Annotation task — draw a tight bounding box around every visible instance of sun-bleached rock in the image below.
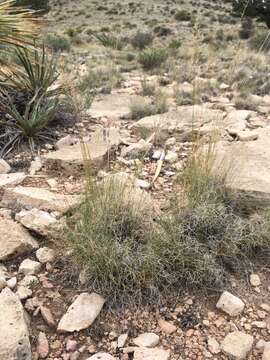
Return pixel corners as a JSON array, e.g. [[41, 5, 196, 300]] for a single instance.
[[0, 288, 31, 360], [57, 293, 105, 333], [216, 291, 245, 317], [221, 332, 253, 359], [0, 218, 38, 261]]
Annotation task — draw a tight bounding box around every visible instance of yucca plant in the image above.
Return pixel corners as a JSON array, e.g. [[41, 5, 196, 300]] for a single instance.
[[0, 45, 64, 98], [0, 0, 39, 49], [138, 48, 168, 70], [0, 91, 58, 155], [93, 33, 126, 50]]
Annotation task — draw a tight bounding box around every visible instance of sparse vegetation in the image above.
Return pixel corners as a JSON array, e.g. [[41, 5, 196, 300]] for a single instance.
[[131, 31, 153, 50], [93, 33, 126, 50], [138, 47, 168, 70], [44, 33, 71, 52]]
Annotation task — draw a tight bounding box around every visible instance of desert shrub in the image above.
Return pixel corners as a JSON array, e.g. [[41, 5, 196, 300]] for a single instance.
[[129, 97, 153, 119], [239, 17, 255, 39], [138, 48, 168, 70], [131, 31, 153, 50], [66, 175, 162, 302], [44, 33, 71, 52], [93, 33, 126, 50], [249, 28, 270, 51], [234, 93, 260, 111], [175, 9, 192, 21], [141, 78, 156, 96]]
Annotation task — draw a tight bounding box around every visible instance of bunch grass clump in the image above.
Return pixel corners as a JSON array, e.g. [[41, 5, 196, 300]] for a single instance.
[[138, 47, 168, 70], [93, 33, 126, 50]]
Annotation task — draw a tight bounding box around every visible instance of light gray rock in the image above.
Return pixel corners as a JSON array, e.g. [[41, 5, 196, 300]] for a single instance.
[[37, 331, 49, 359], [133, 347, 170, 360], [132, 106, 224, 141], [87, 353, 116, 360], [121, 139, 152, 159], [216, 291, 245, 316], [135, 179, 151, 190], [0, 288, 31, 360], [20, 275, 39, 288], [2, 186, 80, 214], [250, 274, 261, 287], [36, 247, 55, 263], [57, 293, 105, 333], [0, 159, 11, 174], [88, 94, 140, 119], [55, 135, 75, 149], [225, 110, 252, 135], [237, 130, 259, 142], [6, 277, 17, 289], [117, 334, 128, 348], [0, 218, 38, 261], [43, 127, 121, 174], [16, 209, 57, 236], [19, 259, 41, 275], [133, 333, 159, 348], [0, 276, 7, 290], [165, 151, 178, 163], [221, 332, 253, 359], [0, 172, 25, 188], [263, 343, 270, 360], [214, 127, 270, 208], [29, 157, 42, 175], [16, 285, 32, 300]]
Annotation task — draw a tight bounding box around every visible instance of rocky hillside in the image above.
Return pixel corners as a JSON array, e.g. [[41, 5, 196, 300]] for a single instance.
[[0, 0, 270, 359]]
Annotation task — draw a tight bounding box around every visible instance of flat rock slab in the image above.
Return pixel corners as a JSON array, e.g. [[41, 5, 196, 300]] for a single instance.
[[43, 127, 121, 174], [221, 332, 253, 359], [0, 288, 31, 360], [132, 105, 224, 141], [88, 94, 140, 119], [0, 172, 25, 188], [0, 218, 38, 261], [1, 186, 80, 214], [57, 293, 105, 332], [133, 347, 170, 360], [214, 127, 270, 208]]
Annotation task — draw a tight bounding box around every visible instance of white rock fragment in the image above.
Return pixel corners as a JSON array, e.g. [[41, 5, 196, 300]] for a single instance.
[[57, 293, 105, 333], [165, 151, 178, 163], [117, 334, 128, 348], [6, 277, 17, 289], [216, 291, 245, 316], [0, 288, 31, 360], [250, 274, 261, 287], [263, 343, 270, 360], [133, 333, 159, 348], [0, 159, 11, 174], [16, 285, 32, 300], [19, 259, 42, 275], [133, 347, 170, 360], [221, 332, 253, 359], [36, 247, 55, 263]]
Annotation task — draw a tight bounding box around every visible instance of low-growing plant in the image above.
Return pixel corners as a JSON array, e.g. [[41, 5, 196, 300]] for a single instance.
[[131, 31, 153, 50], [93, 33, 126, 50], [175, 9, 192, 22], [44, 33, 71, 52], [129, 97, 153, 120], [138, 48, 168, 70], [249, 28, 270, 52]]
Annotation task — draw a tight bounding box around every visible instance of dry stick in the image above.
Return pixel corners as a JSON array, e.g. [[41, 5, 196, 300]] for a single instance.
[[152, 149, 166, 184]]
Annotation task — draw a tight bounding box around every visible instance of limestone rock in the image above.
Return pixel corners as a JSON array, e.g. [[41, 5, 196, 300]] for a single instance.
[[57, 293, 105, 333], [121, 139, 152, 159], [0, 172, 25, 188], [225, 110, 252, 135], [214, 127, 270, 208], [165, 151, 178, 163], [117, 334, 128, 348], [1, 186, 80, 214], [133, 333, 159, 348], [37, 332, 49, 359], [40, 306, 56, 327], [87, 353, 116, 360], [237, 130, 259, 142], [88, 94, 140, 119], [221, 332, 253, 359], [216, 291, 245, 316], [132, 106, 224, 141], [250, 274, 261, 287], [56, 135, 75, 149], [0, 288, 31, 360], [133, 347, 170, 360], [16, 285, 32, 300], [36, 247, 55, 263], [263, 343, 270, 360], [29, 157, 42, 175], [19, 259, 42, 275], [20, 275, 39, 288], [0, 218, 38, 261], [0, 276, 7, 290], [208, 337, 220, 354], [0, 159, 11, 174], [43, 127, 121, 174], [158, 319, 177, 334], [16, 208, 57, 236]]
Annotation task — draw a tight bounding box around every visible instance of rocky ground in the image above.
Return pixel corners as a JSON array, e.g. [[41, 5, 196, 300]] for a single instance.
[[0, 0, 270, 359]]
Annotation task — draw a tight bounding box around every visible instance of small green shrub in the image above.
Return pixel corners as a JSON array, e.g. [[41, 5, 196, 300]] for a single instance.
[[138, 48, 168, 70], [131, 31, 153, 50], [130, 97, 153, 120], [93, 33, 126, 50], [44, 33, 71, 52], [175, 9, 192, 21]]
